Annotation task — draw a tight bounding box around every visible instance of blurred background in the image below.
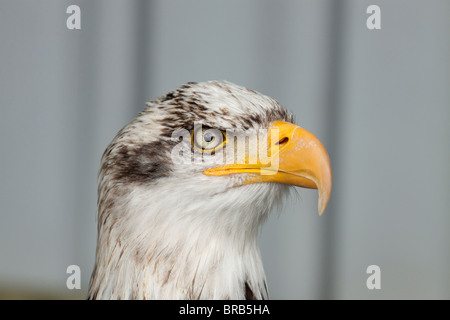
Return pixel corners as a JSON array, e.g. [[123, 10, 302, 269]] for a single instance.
[[0, 0, 449, 299]]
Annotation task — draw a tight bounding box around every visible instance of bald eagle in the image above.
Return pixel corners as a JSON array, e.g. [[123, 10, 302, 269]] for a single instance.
[[88, 81, 332, 299]]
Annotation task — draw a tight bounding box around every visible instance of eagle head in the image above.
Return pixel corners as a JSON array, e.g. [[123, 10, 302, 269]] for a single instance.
[[88, 81, 332, 299]]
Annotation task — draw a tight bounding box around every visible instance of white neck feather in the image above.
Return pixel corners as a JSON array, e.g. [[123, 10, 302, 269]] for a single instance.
[[89, 176, 287, 299]]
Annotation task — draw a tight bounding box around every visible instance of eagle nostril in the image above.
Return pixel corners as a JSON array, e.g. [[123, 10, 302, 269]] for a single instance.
[[275, 137, 289, 146]]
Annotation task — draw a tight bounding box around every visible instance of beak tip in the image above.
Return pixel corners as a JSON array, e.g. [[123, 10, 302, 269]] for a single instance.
[[318, 204, 325, 216], [317, 188, 331, 216]]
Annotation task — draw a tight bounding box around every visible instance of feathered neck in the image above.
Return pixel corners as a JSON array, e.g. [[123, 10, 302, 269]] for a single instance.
[[88, 177, 284, 299]]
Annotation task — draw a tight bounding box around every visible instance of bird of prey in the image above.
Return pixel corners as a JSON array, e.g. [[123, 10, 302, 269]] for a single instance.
[[88, 81, 332, 300]]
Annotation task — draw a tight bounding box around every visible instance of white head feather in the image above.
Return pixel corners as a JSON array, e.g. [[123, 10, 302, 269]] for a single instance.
[[88, 81, 294, 299]]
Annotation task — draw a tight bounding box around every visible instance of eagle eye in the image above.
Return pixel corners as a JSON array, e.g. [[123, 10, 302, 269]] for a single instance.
[[192, 126, 226, 152]]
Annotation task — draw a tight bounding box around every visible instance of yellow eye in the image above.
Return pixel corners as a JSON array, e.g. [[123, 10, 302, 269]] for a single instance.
[[192, 126, 226, 152]]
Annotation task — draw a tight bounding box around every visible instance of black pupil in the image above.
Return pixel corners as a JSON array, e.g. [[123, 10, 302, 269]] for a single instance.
[[204, 132, 214, 142]]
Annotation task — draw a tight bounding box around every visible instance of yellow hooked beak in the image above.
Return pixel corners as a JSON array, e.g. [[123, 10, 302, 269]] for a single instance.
[[203, 121, 332, 216]]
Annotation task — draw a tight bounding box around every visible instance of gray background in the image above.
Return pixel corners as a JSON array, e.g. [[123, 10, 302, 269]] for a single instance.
[[0, 0, 449, 299]]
